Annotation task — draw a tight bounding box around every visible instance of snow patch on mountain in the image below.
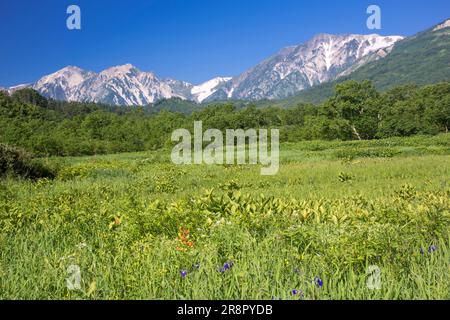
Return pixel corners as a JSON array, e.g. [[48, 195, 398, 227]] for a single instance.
[[323, 39, 334, 71], [7, 83, 32, 94], [360, 35, 403, 56], [211, 33, 403, 101], [433, 19, 450, 31], [191, 77, 232, 102]]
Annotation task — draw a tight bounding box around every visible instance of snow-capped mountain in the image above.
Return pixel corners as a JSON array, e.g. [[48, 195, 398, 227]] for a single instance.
[[209, 34, 403, 101], [191, 77, 232, 103], [33, 66, 95, 101], [25, 64, 230, 105], [6, 33, 404, 105], [73, 64, 179, 105], [33, 64, 180, 105]]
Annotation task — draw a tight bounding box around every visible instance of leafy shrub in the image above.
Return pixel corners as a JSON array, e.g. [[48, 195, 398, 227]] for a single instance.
[[0, 143, 56, 179]]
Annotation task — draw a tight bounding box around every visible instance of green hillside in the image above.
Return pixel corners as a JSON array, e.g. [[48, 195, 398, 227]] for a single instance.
[[279, 20, 450, 106]]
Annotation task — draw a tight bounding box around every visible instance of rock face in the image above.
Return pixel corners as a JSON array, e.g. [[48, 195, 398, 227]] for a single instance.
[[210, 34, 403, 101], [8, 33, 404, 105], [33, 66, 95, 101], [33, 64, 177, 105], [433, 18, 450, 32], [28, 64, 232, 105]]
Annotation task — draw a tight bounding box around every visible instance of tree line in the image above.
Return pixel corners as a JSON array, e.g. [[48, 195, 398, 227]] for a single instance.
[[0, 80, 448, 157]]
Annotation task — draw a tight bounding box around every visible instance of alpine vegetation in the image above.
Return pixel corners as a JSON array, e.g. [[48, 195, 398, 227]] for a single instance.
[[171, 121, 280, 175]]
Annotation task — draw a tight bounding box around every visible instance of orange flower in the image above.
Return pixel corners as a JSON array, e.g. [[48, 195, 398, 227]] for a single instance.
[[176, 227, 194, 250]]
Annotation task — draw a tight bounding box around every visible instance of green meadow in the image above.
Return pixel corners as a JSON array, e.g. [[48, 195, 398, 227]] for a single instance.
[[1, 134, 449, 299]]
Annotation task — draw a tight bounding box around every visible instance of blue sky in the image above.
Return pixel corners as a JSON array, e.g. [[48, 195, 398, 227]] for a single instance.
[[0, 0, 449, 86]]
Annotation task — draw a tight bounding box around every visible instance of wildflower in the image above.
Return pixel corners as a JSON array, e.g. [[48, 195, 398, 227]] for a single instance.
[[314, 277, 323, 288], [177, 227, 194, 251], [218, 261, 234, 273], [291, 289, 304, 298], [180, 270, 188, 278], [428, 245, 437, 253], [420, 247, 425, 255]]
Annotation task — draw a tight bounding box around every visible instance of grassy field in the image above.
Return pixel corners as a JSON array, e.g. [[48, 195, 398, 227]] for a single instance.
[[0, 134, 449, 299]]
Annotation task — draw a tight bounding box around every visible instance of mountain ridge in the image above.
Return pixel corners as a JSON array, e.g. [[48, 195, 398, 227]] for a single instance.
[[6, 32, 404, 106], [276, 18, 450, 106], [207, 33, 402, 101], [6, 19, 449, 106]]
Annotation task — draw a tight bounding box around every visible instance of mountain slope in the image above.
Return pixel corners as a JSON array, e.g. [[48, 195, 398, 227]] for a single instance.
[[191, 77, 232, 102], [209, 34, 403, 101], [28, 64, 231, 105], [282, 18, 450, 105], [34, 66, 96, 101], [73, 64, 178, 105], [7, 33, 403, 106], [6, 19, 448, 107]]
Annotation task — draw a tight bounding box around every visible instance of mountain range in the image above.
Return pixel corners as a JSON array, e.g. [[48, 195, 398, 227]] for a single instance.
[[281, 18, 450, 105], [4, 18, 449, 106]]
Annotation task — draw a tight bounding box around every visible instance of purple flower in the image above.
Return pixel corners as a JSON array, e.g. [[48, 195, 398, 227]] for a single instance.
[[291, 289, 304, 298], [223, 261, 233, 270], [420, 247, 425, 255], [218, 261, 234, 273], [180, 270, 188, 278], [314, 277, 323, 288], [428, 245, 437, 253]]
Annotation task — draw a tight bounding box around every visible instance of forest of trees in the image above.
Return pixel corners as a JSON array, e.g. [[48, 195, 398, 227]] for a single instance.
[[0, 80, 449, 157]]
